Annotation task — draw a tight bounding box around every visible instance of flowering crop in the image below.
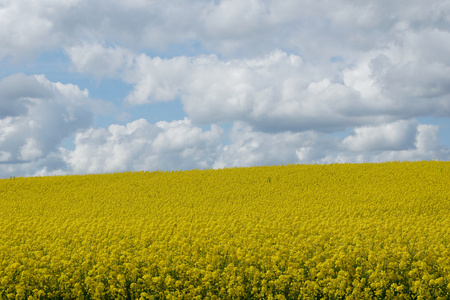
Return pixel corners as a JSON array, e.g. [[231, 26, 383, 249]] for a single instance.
[[0, 161, 449, 299]]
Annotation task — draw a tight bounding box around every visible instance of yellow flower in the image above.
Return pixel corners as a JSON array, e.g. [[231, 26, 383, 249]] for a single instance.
[[0, 161, 448, 298]]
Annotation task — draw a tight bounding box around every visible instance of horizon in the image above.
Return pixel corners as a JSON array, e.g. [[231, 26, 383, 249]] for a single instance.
[[2, 159, 447, 180]]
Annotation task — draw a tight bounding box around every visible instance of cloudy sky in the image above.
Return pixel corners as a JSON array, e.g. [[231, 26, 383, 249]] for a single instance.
[[1, 0, 449, 178]]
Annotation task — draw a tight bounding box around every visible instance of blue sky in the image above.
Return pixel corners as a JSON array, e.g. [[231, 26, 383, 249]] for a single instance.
[[0, 0, 449, 178]]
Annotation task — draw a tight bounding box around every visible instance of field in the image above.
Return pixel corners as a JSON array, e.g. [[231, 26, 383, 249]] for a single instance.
[[0, 161, 449, 299]]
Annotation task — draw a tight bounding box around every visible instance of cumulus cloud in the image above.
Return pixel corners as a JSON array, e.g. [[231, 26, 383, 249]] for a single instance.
[[123, 54, 190, 104], [341, 120, 418, 152], [0, 73, 48, 118], [4, 116, 444, 178], [65, 42, 134, 78], [0, 1, 440, 58], [48, 118, 449, 177], [5, 0, 450, 125], [1, 0, 449, 61], [0, 0, 79, 61], [0, 73, 94, 175], [213, 122, 338, 168], [63, 118, 223, 174], [68, 47, 371, 132], [68, 43, 450, 135], [324, 122, 450, 164], [0, 0, 206, 61], [201, 0, 270, 40]]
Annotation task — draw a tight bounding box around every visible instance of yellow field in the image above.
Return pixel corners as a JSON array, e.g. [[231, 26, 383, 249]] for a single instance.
[[0, 161, 449, 300]]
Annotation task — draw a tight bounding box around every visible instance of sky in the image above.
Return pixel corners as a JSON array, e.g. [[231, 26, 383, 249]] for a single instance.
[[0, 0, 449, 178]]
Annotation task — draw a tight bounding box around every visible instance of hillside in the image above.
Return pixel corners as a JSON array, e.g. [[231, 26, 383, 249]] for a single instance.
[[1, 161, 449, 299]]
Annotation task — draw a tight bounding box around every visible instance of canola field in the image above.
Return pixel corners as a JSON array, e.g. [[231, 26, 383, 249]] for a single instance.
[[0, 161, 449, 300]]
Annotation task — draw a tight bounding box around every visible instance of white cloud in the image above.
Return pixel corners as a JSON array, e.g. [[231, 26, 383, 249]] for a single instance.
[[53, 119, 340, 174], [414, 124, 442, 155], [0, 151, 12, 162], [367, 123, 450, 162], [0, 0, 79, 61], [361, 28, 450, 118], [5, 117, 447, 178], [211, 120, 449, 169], [342, 120, 418, 152], [19, 138, 43, 161], [1, 0, 449, 61], [123, 54, 190, 104], [63, 118, 223, 174], [0, 73, 93, 170], [91, 49, 371, 133], [213, 122, 339, 168], [200, 0, 271, 47], [323, 122, 449, 164], [4, 0, 450, 117], [65, 42, 134, 78], [66, 41, 450, 136]]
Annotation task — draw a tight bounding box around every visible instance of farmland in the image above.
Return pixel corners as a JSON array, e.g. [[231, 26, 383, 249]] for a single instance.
[[0, 161, 449, 299]]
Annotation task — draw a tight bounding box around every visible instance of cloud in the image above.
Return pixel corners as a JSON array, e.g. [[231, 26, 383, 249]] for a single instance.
[[43, 119, 340, 175], [72, 48, 370, 133], [201, 0, 270, 40], [0, 0, 207, 61], [65, 42, 134, 78], [0, 73, 94, 168], [4, 117, 446, 178], [211, 120, 449, 169], [0, 0, 79, 61], [2, 0, 450, 61], [198, 0, 276, 55], [63, 118, 223, 174], [0, 73, 49, 118], [19, 138, 43, 161], [362, 28, 450, 118], [341, 120, 418, 152], [5, 0, 450, 114], [213, 122, 338, 168], [66, 40, 450, 137], [123, 54, 190, 104], [326, 122, 449, 164]]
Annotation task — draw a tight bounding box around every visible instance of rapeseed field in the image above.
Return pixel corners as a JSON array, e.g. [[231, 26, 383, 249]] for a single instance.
[[0, 161, 449, 299]]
